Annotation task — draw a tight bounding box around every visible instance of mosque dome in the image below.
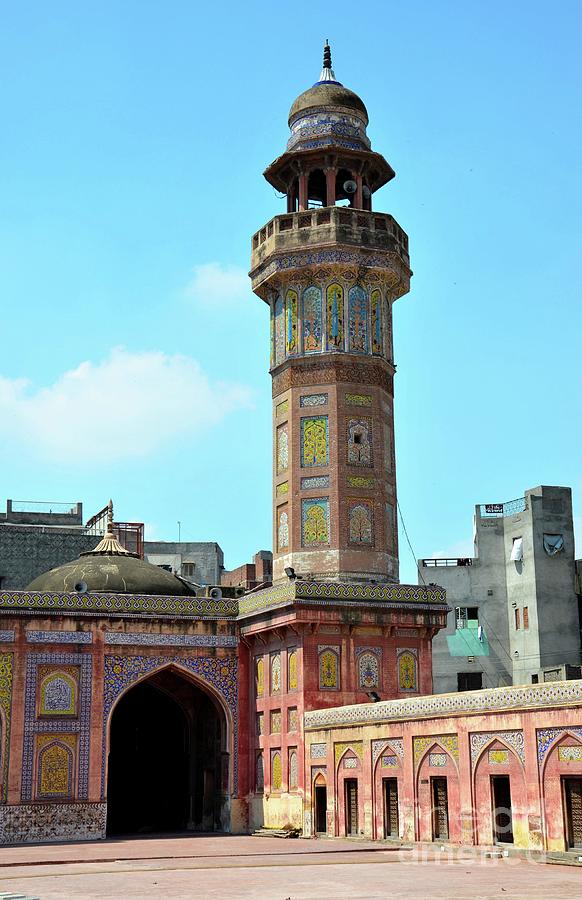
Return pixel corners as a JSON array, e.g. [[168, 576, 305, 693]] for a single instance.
[[27, 502, 196, 597], [288, 41, 369, 127]]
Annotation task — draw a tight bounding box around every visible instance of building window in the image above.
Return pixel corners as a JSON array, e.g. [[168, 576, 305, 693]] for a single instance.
[[523, 607, 529, 630], [543, 534, 564, 556], [510, 537, 523, 561], [181, 562, 195, 577], [455, 607, 479, 629], [457, 671, 483, 691], [515, 608, 520, 630]]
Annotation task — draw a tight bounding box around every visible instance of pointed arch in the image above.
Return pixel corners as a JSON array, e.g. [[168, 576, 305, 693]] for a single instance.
[[473, 736, 525, 774], [540, 729, 582, 778], [415, 738, 459, 776], [373, 741, 403, 776]]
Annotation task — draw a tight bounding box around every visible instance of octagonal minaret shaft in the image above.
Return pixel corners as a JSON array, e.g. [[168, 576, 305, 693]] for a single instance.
[[250, 45, 411, 584]]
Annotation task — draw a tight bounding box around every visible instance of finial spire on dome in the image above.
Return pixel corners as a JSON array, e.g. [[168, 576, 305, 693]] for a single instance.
[[315, 39, 342, 86], [88, 498, 131, 556]]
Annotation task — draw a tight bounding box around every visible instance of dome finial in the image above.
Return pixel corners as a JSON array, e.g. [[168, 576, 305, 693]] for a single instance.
[[323, 39, 332, 70], [87, 498, 131, 556], [316, 39, 341, 85]]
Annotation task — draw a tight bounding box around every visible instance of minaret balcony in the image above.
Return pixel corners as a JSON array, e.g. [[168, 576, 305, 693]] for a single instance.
[[250, 207, 410, 288]]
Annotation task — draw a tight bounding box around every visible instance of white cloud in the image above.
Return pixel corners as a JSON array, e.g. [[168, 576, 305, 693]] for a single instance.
[[0, 348, 252, 463], [184, 262, 249, 307]]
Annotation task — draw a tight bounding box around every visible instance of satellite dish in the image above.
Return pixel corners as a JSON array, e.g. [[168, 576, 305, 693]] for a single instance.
[[362, 185, 371, 199], [343, 180, 357, 194]]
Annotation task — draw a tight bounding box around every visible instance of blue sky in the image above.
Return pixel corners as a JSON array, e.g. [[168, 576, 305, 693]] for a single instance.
[[1, 1, 581, 582]]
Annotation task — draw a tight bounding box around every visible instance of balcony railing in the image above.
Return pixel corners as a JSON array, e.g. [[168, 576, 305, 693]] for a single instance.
[[479, 497, 527, 518], [251, 207, 410, 269], [421, 558, 473, 567]]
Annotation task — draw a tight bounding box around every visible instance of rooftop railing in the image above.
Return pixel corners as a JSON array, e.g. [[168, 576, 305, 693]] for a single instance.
[[479, 497, 527, 518], [421, 558, 473, 567], [8, 500, 79, 515]]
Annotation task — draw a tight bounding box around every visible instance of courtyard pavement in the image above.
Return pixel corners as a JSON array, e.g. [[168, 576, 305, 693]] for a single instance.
[[0, 834, 581, 899]]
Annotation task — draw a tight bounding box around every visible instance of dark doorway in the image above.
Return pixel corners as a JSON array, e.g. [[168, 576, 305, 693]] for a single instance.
[[106, 669, 225, 836], [345, 778, 359, 836], [431, 777, 449, 840], [564, 778, 582, 849], [457, 671, 483, 691], [314, 783, 327, 834], [383, 778, 399, 838], [491, 775, 514, 844]]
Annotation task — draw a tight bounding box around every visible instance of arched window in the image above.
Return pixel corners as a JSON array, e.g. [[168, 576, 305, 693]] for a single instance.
[[274, 295, 285, 364], [348, 286, 368, 354], [271, 750, 282, 791], [288, 649, 298, 691], [358, 652, 379, 689], [277, 424, 288, 473], [326, 283, 344, 349], [349, 502, 373, 544], [307, 169, 326, 207], [371, 289, 382, 354], [256, 752, 264, 793], [39, 672, 77, 716], [347, 418, 372, 467], [289, 750, 299, 790], [286, 289, 298, 355], [302, 499, 330, 546], [335, 168, 355, 207], [270, 654, 281, 695], [278, 509, 289, 550], [301, 416, 329, 467], [37, 740, 74, 799], [397, 650, 418, 692], [302, 286, 323, 353], [255, 657, 264, 698], [319, 647, 340, 690]]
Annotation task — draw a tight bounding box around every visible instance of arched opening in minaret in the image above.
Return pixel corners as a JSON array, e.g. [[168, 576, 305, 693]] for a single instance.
[[335, 168, 356, 207], [307, 169, 326, 207], [287, 177, 299, 213], [106, 667, 227, 836]]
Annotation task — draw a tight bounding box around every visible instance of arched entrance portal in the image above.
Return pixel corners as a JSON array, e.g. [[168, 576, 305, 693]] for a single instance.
[[106, 667, 227, 836]]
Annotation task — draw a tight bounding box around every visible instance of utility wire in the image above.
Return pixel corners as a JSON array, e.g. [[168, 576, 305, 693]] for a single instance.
[[396, 496, 426, 586]]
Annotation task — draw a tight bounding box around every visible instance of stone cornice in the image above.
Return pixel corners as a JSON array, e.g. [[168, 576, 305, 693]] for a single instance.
[[271, 356, 394, 398], [303, 680, 582, 730], [0, 579, 447, 623]]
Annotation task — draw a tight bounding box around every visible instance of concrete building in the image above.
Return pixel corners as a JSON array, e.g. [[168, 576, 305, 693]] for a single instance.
[[419, 485, 581, 693], [0, 500, 98, 590], [221, 550, 272, 591], [144, 541, 224, 586]]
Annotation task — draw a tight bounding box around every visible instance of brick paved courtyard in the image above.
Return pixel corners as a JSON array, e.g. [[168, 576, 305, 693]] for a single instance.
[[0, 835, 581, 899]]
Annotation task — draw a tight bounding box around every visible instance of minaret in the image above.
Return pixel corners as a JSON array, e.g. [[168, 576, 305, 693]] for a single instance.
[[250, 44, 411, 584]]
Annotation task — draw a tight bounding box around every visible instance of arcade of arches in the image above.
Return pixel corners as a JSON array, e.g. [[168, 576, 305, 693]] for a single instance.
[[106, 668, 227, 836]]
